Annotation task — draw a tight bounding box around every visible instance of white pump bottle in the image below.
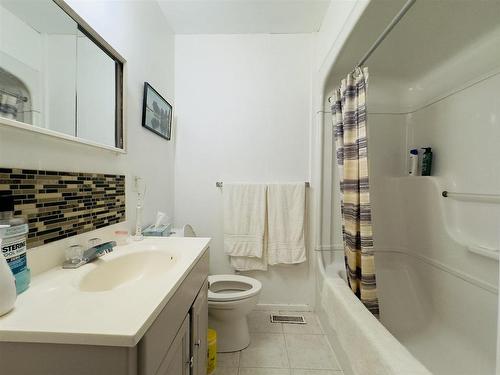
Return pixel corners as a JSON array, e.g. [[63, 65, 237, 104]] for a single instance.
[[0, 240, 16, 316]]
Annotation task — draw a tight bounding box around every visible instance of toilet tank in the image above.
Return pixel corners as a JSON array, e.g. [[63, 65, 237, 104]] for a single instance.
[[170, 224, 196, 237]]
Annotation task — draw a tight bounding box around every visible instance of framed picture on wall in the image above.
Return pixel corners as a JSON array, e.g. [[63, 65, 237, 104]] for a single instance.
[[141, 82, 173, 140]]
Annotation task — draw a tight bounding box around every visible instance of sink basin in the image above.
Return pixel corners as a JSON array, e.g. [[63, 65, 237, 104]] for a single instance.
[[78, 251, 176, 292]]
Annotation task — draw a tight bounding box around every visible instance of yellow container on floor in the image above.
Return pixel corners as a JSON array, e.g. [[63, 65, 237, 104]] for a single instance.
[[207, 329, 217, 375]]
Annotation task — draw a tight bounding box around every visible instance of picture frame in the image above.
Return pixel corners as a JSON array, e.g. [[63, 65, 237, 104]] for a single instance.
[[141, 82, 173, 140]]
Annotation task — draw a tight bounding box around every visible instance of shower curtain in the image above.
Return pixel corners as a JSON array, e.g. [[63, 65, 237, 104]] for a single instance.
[[330, 67, 379, 316]]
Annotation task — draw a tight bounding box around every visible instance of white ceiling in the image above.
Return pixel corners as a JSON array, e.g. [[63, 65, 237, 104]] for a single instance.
[[157, 0, 331, 34]]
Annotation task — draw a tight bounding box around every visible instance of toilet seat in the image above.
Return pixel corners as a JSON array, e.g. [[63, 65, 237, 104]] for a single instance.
[[208, 275, 262, 302]]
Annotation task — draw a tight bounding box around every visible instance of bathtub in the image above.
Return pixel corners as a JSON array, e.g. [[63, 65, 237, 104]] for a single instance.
[[316, 249, 498, 375]]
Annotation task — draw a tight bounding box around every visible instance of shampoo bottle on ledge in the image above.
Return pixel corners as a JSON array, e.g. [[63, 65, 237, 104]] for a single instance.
[[421, 147, 433, 176], [409, 149, 419, 175]]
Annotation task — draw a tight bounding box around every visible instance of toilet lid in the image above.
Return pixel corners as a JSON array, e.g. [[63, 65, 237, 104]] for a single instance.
[[208, 275, 262, 302]]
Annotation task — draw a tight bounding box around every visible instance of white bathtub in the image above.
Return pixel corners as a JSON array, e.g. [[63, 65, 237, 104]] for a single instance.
[[316, 250, 498, 375]]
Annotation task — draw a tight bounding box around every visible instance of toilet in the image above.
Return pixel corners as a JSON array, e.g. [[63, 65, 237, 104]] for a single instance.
[[208, 274, 262, 352], [172, 224, 262, 352]]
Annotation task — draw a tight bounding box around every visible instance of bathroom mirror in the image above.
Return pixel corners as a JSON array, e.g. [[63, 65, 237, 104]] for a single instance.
[[0, 0, 124, 150]]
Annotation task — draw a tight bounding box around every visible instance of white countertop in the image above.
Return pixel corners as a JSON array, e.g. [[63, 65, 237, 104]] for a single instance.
[[0, 237, 210, 347]]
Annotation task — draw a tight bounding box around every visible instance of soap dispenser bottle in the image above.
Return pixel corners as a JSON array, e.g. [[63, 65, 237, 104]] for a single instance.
[[409, 149, 419, 175], [421, 147, 433, 176], [0, 249, 16, 316]]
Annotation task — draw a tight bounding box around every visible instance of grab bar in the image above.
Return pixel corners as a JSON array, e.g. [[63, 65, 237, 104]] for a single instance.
[[442, 191, 500, 203], [467, 245, 499, 261]]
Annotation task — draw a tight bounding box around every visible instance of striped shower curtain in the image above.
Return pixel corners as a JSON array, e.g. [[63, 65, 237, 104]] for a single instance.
[[330, 67, 379, 316]]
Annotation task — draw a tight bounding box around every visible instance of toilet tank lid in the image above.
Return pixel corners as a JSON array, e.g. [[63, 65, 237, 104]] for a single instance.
[[170, 224, 196, 237]]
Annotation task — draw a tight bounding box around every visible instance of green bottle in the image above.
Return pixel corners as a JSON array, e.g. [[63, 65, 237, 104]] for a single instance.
[[421, 147, 433, 176]]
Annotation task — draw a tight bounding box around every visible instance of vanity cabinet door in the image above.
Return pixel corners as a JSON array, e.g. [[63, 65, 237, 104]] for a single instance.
[[190, 281, 208, 375], [156, 315, 190, 375]]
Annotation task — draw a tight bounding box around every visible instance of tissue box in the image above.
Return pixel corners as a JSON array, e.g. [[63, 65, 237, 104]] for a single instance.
[[143, 223, 172, 237]]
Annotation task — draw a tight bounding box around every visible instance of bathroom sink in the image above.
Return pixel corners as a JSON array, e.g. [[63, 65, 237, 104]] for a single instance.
[[0, 237, 210, 347], [78, 251, 176, 292]]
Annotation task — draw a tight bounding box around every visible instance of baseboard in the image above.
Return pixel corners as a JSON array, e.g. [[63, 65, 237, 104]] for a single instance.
[[255, 303, 313, 312]]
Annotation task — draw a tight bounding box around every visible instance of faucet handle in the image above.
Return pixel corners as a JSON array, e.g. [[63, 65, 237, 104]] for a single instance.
[[95, 241, 117, 257], [65, 244, 84, 264], [62, 241, 116, 269]]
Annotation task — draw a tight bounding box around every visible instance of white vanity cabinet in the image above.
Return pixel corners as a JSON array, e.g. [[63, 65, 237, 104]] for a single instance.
[[0, 248, 209, 375]]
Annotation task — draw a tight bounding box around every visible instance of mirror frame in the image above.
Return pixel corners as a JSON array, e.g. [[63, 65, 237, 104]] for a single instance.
[[0, 0, 126, 153]]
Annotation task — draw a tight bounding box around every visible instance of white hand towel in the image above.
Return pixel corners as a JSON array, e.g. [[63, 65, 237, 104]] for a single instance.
[[267, 183, 306, 265], [230, 254, 267, 271], [223, 184, 267, 260]]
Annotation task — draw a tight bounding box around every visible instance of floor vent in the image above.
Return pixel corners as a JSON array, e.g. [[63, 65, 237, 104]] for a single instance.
[[270, 314, 306, 324]]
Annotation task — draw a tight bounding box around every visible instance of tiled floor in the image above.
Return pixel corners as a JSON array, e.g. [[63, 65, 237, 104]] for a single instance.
[[215, 311, 344, 375]]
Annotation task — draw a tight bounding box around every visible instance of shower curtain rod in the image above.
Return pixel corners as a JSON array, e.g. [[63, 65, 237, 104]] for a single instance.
[[355, 0, 416, 70], [328, 0, 417, 103]]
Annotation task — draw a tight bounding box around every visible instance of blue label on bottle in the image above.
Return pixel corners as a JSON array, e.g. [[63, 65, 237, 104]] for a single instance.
[[7, 254, 26, 274]]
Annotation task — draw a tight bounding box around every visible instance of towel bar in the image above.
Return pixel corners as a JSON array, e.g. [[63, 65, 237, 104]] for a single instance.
[[216, 182, 310, 188]]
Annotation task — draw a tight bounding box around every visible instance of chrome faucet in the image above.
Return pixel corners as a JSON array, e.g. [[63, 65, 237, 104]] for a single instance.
[[62, 240, 116, 269]]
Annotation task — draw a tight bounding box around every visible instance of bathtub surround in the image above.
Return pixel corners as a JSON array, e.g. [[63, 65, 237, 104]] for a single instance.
[[0, 168, 125, 247], [330, 68, 378, 316], [319, 1, 500, 373], [316, 260, 430, 375]]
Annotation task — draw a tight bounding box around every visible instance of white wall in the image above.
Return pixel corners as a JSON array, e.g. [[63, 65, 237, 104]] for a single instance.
[[0, 0, 176, 267], [174, 34, 314, 307]]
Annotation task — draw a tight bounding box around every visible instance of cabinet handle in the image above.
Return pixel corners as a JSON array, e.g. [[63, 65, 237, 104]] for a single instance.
[[186, 356, 194, 368], [195, 339, 201, 346]]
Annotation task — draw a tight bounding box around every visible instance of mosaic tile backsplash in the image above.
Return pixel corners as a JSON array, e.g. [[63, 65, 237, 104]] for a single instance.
[[0, 168, 125, 247]]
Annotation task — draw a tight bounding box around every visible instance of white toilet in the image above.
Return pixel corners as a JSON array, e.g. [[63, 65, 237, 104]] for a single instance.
[[208, 274, 262, 352], [172, 224, 262, 352]]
